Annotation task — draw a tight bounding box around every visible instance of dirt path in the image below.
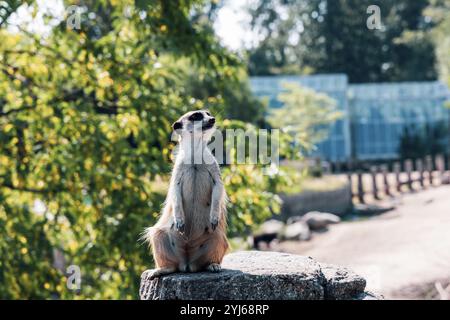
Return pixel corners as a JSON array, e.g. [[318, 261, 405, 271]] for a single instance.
[[275, 185, 450, 299]]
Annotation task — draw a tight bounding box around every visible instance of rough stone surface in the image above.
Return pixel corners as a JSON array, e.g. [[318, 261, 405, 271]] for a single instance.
[[320, 264, 366, 299], [303, 211, 341, 230], [354, 291, 384, 300], [140, 251, 377, 300], [282, 221, 311, 241]]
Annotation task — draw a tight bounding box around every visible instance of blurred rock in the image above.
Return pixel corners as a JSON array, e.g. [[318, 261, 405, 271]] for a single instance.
[[255, 219, 285, 235], [252, 219, 285, 249], [352, 203, 395, 216], [140, 251, 378, 300], [282, 221, 311, 241], [286, 215, 303, 225], [303, 211, 341, 230]]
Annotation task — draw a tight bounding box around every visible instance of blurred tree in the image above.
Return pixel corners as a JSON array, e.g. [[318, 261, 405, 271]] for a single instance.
[[179, 59, 268, 126], [0, 0, 32, 27], [268, 83, 342, 155], [399, 123, 449, 159], [0, 0, 286, 299], [420, 0, 450, 86], [418, 0, 450, 154], [246, 0, 438, 83], [246, 0, 322, 76], [399, 127, 426, 159]]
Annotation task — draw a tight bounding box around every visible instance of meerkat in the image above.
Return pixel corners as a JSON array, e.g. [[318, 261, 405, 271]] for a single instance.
[[142, 110, 228, 279]]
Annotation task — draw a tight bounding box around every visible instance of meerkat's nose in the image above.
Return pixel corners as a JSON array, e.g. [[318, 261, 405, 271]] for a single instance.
[[209, 117, 215, 124]]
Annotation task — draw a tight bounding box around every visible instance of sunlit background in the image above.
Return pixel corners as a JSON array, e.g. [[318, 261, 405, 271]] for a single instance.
[[1, 0, 449, 300]]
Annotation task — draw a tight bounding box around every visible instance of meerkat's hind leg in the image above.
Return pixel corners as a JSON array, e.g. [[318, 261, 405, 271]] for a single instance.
[[189, 231, 228, 273], [206, 263, 221, 272], [178, 262, 190, 272], [148, 266, 177, 280]]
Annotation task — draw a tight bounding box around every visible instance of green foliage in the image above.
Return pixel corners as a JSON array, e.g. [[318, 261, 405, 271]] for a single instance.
[[399, 123, 449, 159], [0, 0, 33, 27], [274, 168, 348, 195], [0, 0, 298, 299], [223, 164, 282, 236], [422, 0, 450, 86], [174, 58, 268, 126], [268, 83, 342, 154], [247, 0, 321, 76], [247, 0, 438, 83], [217, 119, 287, 235]]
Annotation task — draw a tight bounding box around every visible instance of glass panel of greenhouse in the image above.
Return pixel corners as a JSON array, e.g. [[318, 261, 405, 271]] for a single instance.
[[250, 75, 352, 161], [250, 75, 450, 161], [348, 82, 450, 160]]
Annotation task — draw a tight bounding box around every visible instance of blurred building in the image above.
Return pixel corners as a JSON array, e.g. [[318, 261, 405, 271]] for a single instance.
[[250, 75, 450, 161]]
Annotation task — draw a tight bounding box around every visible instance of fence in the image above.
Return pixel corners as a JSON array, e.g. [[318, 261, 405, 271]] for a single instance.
[[331, 154, 450, 203]]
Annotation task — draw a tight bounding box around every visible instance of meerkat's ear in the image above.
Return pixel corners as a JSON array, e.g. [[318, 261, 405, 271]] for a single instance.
[[172, 121, 182, 131]]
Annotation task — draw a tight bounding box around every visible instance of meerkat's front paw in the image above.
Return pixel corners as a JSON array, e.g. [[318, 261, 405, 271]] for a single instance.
[[210, 216, 219, 231], [148, 267, 176, 280], [173, 218, 185, 233], [206, 263, 221, 272], [148, 269, 163, 280]]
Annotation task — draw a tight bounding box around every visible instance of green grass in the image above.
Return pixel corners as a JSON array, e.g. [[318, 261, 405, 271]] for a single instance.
[[276, 165, 348, 195]]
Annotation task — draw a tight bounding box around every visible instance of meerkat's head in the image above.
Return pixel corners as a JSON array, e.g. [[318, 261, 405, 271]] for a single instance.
[[172, 110, 216, 141]]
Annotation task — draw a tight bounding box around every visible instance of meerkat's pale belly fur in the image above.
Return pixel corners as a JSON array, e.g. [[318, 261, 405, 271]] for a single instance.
[[146, 162, 228, 277], [181, 164, 214, 236]]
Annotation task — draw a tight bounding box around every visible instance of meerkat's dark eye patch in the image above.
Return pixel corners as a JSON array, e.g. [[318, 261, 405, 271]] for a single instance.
[[188, 112, 204, 122], [172, 121, 182, 130], [205, 111, 211, 116]]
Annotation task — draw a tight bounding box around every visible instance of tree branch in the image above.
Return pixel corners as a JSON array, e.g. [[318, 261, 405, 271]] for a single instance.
[[0, 106, 34, 117], [0, 182, 61, 194]]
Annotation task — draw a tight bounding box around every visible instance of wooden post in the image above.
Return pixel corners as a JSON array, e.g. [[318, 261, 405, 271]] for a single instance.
[[405, 159, 413, 191], [446, 154, 450, 171], [347, 160, 353, 199], [357, 171, 364, 203], [394, 162, 401, 193], [426, 155, 433, 186], [370, 166, 379, 200], [416, 158, 425, 188], [347, 172, 354, 200], [443, 153, 449, 171], [436, 154, 445, 184], [335, 161, 342, 174], [347, 159, 353, 173], [347, 161, 353, 191], [325, 161, 332, 175], [381, 164, 391, 196]]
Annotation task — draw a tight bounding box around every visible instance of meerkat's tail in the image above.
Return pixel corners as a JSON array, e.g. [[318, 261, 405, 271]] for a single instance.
[[139, 226, 156, 247], [140, 203, 171, 246]]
